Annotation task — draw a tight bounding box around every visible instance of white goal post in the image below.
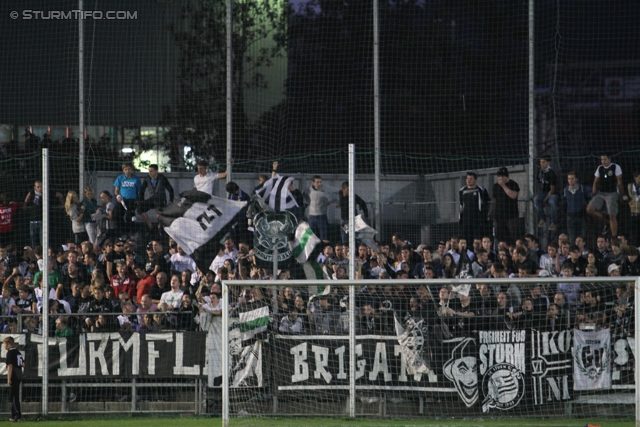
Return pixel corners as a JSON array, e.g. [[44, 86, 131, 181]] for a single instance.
[[222, 276, 640, 426]]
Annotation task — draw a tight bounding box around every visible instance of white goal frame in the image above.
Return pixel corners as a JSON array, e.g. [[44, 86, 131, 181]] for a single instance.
[[222, 276, 640, 426]]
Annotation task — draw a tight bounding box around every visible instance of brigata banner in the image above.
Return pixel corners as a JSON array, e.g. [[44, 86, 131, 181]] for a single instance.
[[0, 332, 206, 379], [272, 334, 457, 394]]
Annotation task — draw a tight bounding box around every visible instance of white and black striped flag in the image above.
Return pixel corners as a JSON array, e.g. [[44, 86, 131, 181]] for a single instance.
[[254, 175, 299, 212]]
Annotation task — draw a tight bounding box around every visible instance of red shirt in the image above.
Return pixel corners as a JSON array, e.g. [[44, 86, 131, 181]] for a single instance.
[[110, 273, 136, 301], [136, 275, 156, 304], [0, 203, 21, 233]]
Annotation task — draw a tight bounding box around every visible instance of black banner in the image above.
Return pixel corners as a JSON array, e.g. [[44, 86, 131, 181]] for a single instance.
[[478, 330, 528, 412], [0, 332, 206, 379], [530, 329, 573, 406], [273, 328, 577, 412], [273, 334, 459, 393]]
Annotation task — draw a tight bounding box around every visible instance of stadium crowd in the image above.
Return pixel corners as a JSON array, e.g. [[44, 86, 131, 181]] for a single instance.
[[0, 154, 637, 342]]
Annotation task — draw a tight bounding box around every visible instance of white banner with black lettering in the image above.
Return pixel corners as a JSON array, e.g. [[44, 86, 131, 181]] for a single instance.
[[478, 330, 527, 413]]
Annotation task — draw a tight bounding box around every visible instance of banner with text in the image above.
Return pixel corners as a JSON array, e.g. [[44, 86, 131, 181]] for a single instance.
[[273, 329, 578, 411], [0, 332, 206, 379], [574, 328, 612, 391], [273, 335, 451, 393]]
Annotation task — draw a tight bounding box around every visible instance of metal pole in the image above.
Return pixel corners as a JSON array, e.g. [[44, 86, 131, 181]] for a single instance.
[[273, 244, 278, 286], [222, 281, 230, 427], [527, 0, 535, 235], [348, 145, 356, 282], [223, 0, 232, 420], [226, 0, 233, 184], [635, 277, 640, 427], [42, 149, 50, 415], [373, 0, 381, 238], [348, 144, 356, 417], [272, 243, 279, 320], [78, 0, 85, 196], [271, 241, 279, 414], [131, 378, 137, 412]]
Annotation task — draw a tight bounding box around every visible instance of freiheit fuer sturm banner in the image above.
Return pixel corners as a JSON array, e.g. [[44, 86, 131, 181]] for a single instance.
[[0, 332, 206, 379]]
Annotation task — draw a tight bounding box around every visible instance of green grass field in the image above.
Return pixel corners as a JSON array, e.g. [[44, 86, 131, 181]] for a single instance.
[[6, 417, 635, 427]]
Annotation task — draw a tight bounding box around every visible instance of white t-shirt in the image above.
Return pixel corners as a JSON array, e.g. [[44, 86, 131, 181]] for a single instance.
[[160, 290, 184, 309], [209, 253, 234, 277], [170, 253, 200, 285], [194, 172, 218, 195], [170, 252, 197, 273]]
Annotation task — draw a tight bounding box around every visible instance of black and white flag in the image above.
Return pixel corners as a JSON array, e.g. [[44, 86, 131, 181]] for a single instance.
[[254, 175, 299, 212], [160, 191, 247, 256]]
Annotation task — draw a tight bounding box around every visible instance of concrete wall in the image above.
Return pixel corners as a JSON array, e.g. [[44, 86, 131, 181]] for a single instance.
[[88, 164, 530, 243]]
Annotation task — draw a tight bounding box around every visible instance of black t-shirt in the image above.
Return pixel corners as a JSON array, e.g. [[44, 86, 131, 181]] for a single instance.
[[538, 167, 558, 194], [25, 189, 43, 222], [150, 283, 170, 302], [5, 347, 23, 381], [145, 255, 162, 275], [566, 257, 588, 277], [106, 250, 126, 267], [16, 295, 35, 314], [455, 303, 477, 337], [54, 258, 66, 272], [493, 179, 520, 220], [74, 295, 93, 314], [0, 255, 18, 279], [621, 258, 640, 277], [596, 163, 621, 193], [88, 297, 113, 314]]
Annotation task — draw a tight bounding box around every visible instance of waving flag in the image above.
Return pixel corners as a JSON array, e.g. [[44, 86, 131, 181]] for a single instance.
[[160, 191, 247, 256], [254, 175, 299, 212], [289, 221, 321, 263], [344, 215, 379, 251]]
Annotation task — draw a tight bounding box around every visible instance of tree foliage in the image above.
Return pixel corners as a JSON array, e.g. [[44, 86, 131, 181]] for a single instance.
[[164, 0, 289, 171]]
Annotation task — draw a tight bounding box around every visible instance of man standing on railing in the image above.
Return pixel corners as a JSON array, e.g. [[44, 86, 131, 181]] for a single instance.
[[563, 171, 591, 246], [113, 163, 142, 235], [491, 167, 520, 246], [534, 156, 559, 232], [193, 159, 228, 196], [587, 153, 626, 237], [23, 180, 64, 250], [304, 175, 336, 243], [459, 171, 491, 246], [138, 164, 175, 231]]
